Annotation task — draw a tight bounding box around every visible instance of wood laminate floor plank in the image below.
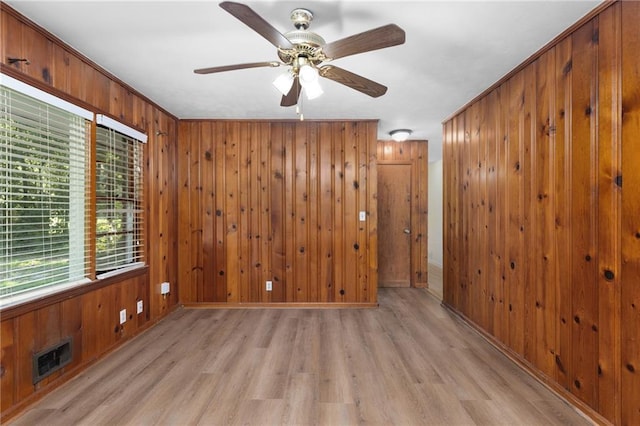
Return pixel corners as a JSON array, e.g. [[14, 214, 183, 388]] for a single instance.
[[9, 288, 591, 425]]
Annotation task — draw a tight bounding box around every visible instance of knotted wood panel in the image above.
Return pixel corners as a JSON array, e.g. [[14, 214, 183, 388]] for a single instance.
[[178, 120, 378, 305], [443, 2, 639, 423]]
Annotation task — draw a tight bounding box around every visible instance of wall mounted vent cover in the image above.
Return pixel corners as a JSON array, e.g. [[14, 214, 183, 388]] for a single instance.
[[32, 337, 72, 384]]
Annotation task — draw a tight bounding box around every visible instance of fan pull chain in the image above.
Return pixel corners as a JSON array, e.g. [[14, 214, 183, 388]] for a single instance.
[[297, 87, 304, 121]]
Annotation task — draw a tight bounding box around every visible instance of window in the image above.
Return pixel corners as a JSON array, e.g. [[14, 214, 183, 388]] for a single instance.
[[1, 76, 92, 300], [0, 75, 147, 306], [95, 115, 145, 274]]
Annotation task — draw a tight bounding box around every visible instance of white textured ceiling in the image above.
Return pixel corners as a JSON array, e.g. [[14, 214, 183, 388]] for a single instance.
[[6, 0, 600, 161]]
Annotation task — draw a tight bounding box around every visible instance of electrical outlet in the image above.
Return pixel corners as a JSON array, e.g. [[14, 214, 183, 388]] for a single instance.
[[359, 211, 366, 221], [266, 280, 272, 291], [136, 300, 143, 314], [119, 309, 127, 324], [160, 282, 170, 295]]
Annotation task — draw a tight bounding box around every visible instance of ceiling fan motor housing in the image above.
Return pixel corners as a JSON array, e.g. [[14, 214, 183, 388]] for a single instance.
[[278, 9, 326, 67]]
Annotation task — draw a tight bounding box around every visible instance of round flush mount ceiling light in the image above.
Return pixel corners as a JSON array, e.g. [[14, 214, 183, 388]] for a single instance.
[[389, 129, 413, 142]]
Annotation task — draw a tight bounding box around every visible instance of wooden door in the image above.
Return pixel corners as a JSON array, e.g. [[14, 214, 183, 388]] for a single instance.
[[378, 163, 412, 287]]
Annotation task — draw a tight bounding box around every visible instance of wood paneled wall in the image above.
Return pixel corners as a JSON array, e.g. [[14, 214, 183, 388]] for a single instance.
[[0, 4, 178, 419], [442, 2, 639, 424], [1, 271, 148, 413], [377, 140, 429, 287], [178, 120, 378, 305]]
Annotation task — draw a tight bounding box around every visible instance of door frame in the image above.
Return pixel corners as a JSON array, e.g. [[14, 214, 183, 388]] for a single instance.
[[378, 160, 414, 287], [376, 140, 429, 289]]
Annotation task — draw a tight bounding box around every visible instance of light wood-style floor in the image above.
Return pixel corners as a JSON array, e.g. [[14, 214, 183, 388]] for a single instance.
[[10, 289, 590, 425]]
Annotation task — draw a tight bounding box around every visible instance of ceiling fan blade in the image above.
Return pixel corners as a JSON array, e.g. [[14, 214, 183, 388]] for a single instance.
[[320, 65, 387, 98], [321, 24, 405, 60], [281, 77, 301, 107], [194, 61, 280, 74], [220, 2, 294, 50]]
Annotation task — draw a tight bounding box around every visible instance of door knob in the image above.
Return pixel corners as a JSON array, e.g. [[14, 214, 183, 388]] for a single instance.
[[403, 228, 411, 234]]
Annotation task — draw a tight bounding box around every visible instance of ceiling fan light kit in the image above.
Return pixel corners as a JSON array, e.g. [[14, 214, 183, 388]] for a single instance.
[[389, 129, 413, 142], [273, 71, 294, 95], [194, 1, 406, 112], [302, 79, 323, 101]]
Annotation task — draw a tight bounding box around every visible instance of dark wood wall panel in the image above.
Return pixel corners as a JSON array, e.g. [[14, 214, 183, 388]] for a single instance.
[[1, 4, 178, 419], [443, 2, 639, 423], [376, 141, 429, 288], [178, 120, 378, 305]]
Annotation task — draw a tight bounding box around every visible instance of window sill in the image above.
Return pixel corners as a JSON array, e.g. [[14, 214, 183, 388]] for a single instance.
[[0, 264, 148, 320]]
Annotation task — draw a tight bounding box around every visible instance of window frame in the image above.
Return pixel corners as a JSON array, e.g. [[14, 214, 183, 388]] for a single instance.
[[0, 74, 148, 309], [94, 115, 147, 277]]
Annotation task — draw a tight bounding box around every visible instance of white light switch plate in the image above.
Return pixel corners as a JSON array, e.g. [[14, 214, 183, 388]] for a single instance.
[[119, 309, 127, 324], [359, 211, 366, 221]]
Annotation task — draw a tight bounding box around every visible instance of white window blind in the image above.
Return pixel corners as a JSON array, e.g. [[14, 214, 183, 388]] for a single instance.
[[95, 121, 144, 273], [1, 84, 91, 300]]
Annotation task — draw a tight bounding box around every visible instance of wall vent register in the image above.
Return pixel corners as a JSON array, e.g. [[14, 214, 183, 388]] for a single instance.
[[32, 338, 72, 384]]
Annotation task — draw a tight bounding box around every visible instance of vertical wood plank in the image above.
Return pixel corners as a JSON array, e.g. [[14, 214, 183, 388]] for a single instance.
[[238, 122, 250, 302], [60, 297, 83, 372], [14, 313, 35, 401], [249, 122, 262, 302], [478, 97, 489, 330], [225, 122, 240, 303], [319, 123, 334, 303], [533, 49, 557, 379], [201, 122, 215, 302], [333, 123, 345, 302], [468, 102, 481, 325], [356, 124, 369, 300], [496, 82, 509, 345], [620, 1, 640, 424], [191, 121, 204, 302], [284, 123, 296, 302], [177, 122, 193, 303], [569, 20, 598, 407], [507, 71, 525, 355], [443, 124, 451, 303], [596, 4, 622, 423], [443, 120, 456, 306], [146, 106, 159, 307], [485, 89, 498, 337], [214, 121, 228, 302], [459, 113, 470, 315], [554, 34, 573, 391], [308, 123, 320, 302], [343, 122, 358, 302], [260, 123, 272, 303], [294, 124, 309, 302], [367, 122, 378, 304], [522, 62, 536, 364], [270, 123, 285, 302]]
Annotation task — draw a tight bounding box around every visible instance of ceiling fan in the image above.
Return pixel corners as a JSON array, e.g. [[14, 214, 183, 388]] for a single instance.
[[194, 1, 406, 107]]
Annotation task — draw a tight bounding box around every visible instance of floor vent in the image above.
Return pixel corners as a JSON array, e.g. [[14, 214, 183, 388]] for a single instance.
[[32, 337, 72, 384]]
